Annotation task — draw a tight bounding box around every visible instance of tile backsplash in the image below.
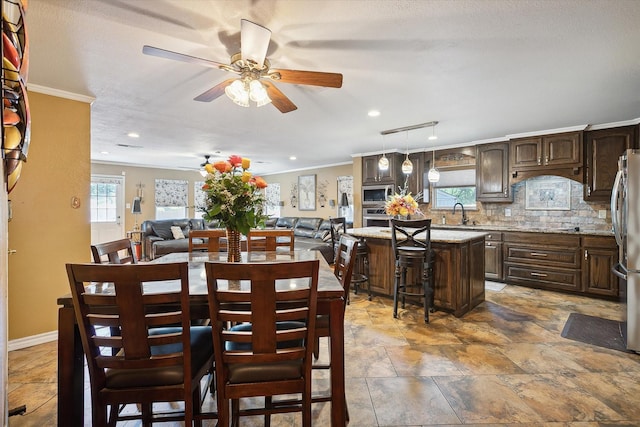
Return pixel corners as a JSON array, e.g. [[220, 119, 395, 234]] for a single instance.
[[422, 175, 612, 232]]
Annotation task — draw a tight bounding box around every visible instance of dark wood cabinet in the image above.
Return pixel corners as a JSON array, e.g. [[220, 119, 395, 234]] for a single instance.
[[484, 232, 503, 280], [476, 142, 512, 202], [510, 131, 583, 182], [503, 232, 582, 293], [584, 125, 638, 201], [582, 236, 619, 297], [362, 153, 400, 185]]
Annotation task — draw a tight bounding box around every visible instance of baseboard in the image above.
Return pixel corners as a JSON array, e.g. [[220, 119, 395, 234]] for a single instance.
[[8, 331, 58, 351]]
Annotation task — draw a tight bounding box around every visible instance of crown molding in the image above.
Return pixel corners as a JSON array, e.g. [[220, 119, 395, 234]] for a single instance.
[[27, 84, 96, 104]]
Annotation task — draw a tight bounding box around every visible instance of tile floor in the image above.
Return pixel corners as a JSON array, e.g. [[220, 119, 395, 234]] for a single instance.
[[8, 282, 640, 426]]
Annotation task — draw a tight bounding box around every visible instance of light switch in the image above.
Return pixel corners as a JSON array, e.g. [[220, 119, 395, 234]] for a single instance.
[[505, 208, 512, 217], [598, 210, 606, 219], [126, 202, 131, 209]]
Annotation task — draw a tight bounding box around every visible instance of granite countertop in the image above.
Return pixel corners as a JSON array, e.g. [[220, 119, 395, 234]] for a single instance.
[[348, 227, 488, 243], [429, 223, 614, 237]]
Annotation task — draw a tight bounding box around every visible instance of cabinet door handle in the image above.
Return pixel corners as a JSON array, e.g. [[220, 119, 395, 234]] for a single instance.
[[487, 242, 492, 246], [587, 185, 591, 196], [530, 272, 548, 277], [537, 156, 542, 165], [504, 189, 508, 197], [584, 249, 588, 260], [530, 252, 548, 257], [545, 155, 549, 165]]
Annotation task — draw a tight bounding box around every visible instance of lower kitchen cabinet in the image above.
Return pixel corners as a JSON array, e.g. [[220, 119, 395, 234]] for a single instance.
[[582, 236, 620, 297], [501, 231, 620, 299], [503, 232, 583, 293], [484, 232, 503, 281]]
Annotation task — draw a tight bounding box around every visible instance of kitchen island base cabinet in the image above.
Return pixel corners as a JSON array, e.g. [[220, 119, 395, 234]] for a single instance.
[[350, 229, 486, 318]]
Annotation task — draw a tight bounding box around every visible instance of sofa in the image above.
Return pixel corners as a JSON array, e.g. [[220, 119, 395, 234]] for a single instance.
[[141, 218, 208, 260], [142, 216, 335, 262]]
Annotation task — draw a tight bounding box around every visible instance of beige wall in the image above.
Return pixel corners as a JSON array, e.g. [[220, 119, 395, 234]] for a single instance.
[[8, 92, 91, 340], [265, 163, 355, 220], [91, 163, 204, 231]]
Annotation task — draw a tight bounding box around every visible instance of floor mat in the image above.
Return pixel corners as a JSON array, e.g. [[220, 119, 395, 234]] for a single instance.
[[561, 313, 630, 353]]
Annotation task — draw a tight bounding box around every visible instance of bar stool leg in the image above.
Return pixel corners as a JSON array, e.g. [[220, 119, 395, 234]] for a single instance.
[[363, 249, 371, 301], [393, 262, 401, 318]]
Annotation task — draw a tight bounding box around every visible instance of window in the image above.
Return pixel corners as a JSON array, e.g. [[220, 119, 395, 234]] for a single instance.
[[433, 168, 477, 209], [155, 179, 188, 219], [90, 178, 121, 223], [194, 181, 206, 219]]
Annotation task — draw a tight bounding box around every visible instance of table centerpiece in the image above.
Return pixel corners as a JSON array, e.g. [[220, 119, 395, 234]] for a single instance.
[[201, 154, 268, 262]]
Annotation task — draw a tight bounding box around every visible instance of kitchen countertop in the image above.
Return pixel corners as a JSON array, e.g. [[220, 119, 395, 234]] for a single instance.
[[429, 223, 614, 236], [348, 227, 488, 243]]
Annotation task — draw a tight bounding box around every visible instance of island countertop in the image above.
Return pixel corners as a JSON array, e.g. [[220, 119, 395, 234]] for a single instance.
[[348, 226, 488, 243]]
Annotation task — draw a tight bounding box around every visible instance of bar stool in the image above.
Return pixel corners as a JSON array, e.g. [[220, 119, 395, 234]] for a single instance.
[[349, 238, 371, 303], [390, 218, 434, 323]]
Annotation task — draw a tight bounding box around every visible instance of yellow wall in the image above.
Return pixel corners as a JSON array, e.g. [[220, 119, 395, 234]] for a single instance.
[[8, 91, 91, 340], [91, 163, 204, 231], [265, 163, 355, 219]]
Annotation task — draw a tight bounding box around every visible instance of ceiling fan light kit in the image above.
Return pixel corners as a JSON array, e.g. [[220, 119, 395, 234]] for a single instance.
[[142, 19, 342, 113]]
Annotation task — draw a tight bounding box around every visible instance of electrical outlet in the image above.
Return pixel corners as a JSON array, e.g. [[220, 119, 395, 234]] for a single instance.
[[598, 210, 607, 219], [505, 208, 512, 217]]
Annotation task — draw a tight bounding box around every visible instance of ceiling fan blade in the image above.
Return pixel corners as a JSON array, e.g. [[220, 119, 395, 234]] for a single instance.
[[194, 79, 236, 102], [142, 45, 226, 69], [262, 81, 297, 113], [270, 69, 343, 88], [240, 19, 271, 68]]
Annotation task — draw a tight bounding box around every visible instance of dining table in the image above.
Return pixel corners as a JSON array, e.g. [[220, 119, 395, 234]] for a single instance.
[[56, 250, 347, 427]]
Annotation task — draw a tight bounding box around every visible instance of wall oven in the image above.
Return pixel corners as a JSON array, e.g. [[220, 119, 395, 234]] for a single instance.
[[362, 207, 391, 227], [362, 184, 393, 207]]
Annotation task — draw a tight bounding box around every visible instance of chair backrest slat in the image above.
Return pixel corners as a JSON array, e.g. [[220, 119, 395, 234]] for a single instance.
[[91, 238, 137, 264], [189, 229, 226, 252], [390, 218, 432, 253], [247, 229, 295, 252]]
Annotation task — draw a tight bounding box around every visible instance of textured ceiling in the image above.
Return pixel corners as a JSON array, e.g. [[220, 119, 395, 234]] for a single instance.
[[25, 0, 640, 175]]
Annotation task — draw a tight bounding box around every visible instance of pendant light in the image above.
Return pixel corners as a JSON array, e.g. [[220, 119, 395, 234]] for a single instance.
[[378, 135, 389, 171], [428, 150, 440, 183], [401, 131, 413, 175]]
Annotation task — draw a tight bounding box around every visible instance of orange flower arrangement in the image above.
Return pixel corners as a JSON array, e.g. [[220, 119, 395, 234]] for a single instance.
[[201, 155, 268, 234]]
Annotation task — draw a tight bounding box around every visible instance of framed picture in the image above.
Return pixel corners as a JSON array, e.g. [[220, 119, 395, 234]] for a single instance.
[[525, 178, 571, 210], [298, 174, 316, 211]]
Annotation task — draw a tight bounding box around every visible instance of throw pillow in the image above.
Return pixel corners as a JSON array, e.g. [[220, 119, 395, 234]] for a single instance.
[[152, 223, 174, 240], [171, 226, 186, 240], [321, 230, 332, 242]]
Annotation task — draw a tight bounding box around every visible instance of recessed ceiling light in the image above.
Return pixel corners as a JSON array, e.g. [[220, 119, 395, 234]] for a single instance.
[[127, 132, 140, 138], [289, 156, 297, 160], [368, 110, 381, 117]]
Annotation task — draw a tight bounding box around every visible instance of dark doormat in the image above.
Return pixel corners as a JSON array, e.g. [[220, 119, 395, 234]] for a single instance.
[[561, 313, 630, 353]]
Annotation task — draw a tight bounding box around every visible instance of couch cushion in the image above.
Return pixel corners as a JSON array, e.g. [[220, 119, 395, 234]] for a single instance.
[[152, 222, 175, 240], [315, 219, 331, 239], [294, 218, 322, 238], [275, 217, 298, 229]]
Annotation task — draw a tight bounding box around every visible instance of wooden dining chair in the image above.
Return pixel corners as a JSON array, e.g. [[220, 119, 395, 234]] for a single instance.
[[65, 262, 215, 427], [188, 229, 227, 252], [246, 229, 295, 252], [311, 234, 358, 423], [91, 238, 137, 264], [204, 259, 319, 427]]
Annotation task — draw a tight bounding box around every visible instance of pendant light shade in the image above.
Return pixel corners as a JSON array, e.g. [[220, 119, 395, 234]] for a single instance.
[[378, 154, 389, 171], [428, 150, 440, 183], [401, 154, 413, 175]]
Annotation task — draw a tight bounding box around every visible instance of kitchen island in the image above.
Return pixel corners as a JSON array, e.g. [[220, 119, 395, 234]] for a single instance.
[[349, 227, 487, 317]]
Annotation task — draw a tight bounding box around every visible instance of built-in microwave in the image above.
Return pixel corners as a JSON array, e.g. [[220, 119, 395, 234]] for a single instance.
[[362, 184, 393, 206]]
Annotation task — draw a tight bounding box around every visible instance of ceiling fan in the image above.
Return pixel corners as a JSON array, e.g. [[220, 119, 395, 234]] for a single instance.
[[142, 19, 343, 113]]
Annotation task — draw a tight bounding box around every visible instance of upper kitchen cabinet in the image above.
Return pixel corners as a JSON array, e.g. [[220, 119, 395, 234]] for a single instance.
[[510, 131, 583, 183], [362, 152, 402, 185], [584, 125, 638, 201], [476, 142, 512, 202]]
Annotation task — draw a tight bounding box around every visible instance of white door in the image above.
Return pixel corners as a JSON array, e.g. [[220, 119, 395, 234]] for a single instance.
[[90, 175, 125, 245]]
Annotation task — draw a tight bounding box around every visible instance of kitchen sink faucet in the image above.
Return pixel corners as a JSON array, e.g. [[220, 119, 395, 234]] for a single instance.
[[452, 202, 468, 225]]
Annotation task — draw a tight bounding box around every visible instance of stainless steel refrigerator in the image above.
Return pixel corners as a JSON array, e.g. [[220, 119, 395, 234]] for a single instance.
[[611, 148, 640, 352]]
